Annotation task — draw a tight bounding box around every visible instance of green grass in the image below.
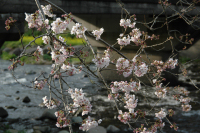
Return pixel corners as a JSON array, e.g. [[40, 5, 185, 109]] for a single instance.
[[179, 57, 191, 64], [2, 35, 85, 50], [179, 56, 200, 64], [1, 51, 16, 60]]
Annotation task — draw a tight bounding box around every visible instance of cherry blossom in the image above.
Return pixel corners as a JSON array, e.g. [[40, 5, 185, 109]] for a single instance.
[[117, 110, 132, 124], [151, 58, 178, 73], [42, 36, 50, 44], [92, 28, 104, 40], [25, 10, 50, 30], [117, 36, 131, 46], [34, 80, 46, 90], [182, 104, 192, 112], [120, 19, 135, 28], [61, 64, 82, 76], [37, 46, 43, 55], [92, 49, 110, 69], [51, 18, 68, 34], [179, 96, 191, 104], [124, 94, 138, 113], [68, 88, 92, 116], [155, 108, 166, 119], [42, 96, 61, 109], [71, 23, 87, 38], [79, 116, 102, 131], [134, 62, 148, 77], [110, 80, 140, 95], [41, 4, 55, 18], [55, 110, 70, 128]]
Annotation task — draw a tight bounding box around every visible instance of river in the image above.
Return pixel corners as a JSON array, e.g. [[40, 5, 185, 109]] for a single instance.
[[0, 59, 200, 133]]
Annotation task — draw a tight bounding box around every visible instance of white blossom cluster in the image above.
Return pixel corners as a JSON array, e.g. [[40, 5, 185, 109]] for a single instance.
[[42, 36, 50, 45], [116, 56, 148, 77], [118, 110, 132, 124], [124, 94, 138, 113], [118, 19, 142, 46], [37, 46, 43, 55], [92, 28, 104, 40], [120, 19, 136, 28], [71, 23, 87, 38], [134, 62, 148, 77], [54, 110, 70, 128], [51, 18, 68, 34], [53, 36, 65, 50], [41, 4, 55, 18], [42, 96, 61, 109], [51, 50, 67, 65], [50, 45, 73, 65], [79, 116, 102, 131], [155, 108, 166, 119], [68, 88, 92, 116], [92, 49, 110, 69], [61, 64, 81, 76], [117, 36, 131, 46], [111, 81, 140, 95], [180, 96, 192, 112], [34, 80, 46, 90], [151, 58, 178, 73], [155, 83, 167, 98], [25, 11, 50, 30]]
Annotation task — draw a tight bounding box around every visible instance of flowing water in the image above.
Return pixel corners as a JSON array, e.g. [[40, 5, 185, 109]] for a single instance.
[[0, 59, 200, 133]]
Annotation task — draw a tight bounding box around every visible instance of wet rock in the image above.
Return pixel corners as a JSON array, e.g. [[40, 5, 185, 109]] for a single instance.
[[5, 106, 17, 110], [9, 48, 21, 56], [33, 126, 51, 133], [87, 126, 106, 133], [25, 47, 37, 54], [0, 107, 8, 118], [8, 118, 19, 124], [107, 125, 120, 133], [6, 129, 18, 133], [23, 96, 31, 103], [82, 74, 88, 78], [16, 97, 20, 100], [25, 70, 36, 75], [72, 116, 83, 124], [44, 118, 49, 122], [40, 109, 57, 120], [26, 129, 34, 133], [3, 47, 12, 53], [3, 68, 8, 71], [33, 130, 42, 133], [58, 130, 70, 133], [4, 94, 11, 97], [51, 128, 60, 133]]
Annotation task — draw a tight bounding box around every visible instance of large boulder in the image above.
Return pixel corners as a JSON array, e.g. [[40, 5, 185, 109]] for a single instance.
[[107, 125, 120, 133], [22, 96, 31, 103], [72, 116, 83, 124], [0, 107, 8, 118], [40, 109, 57, 120], [6, 129, 18, 133], [87, 126, 107, 133], [58, 130, 70, 133], [33, 126, 51, 133], [9, 48, 21, 56]]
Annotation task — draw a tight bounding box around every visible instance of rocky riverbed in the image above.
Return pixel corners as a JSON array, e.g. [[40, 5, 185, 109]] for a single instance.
[[1, 59, 200, 133]]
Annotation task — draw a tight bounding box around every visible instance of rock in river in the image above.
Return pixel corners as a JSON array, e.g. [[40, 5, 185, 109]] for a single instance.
[[22, 96, 31, 103], [0, 107, 8, 118]]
